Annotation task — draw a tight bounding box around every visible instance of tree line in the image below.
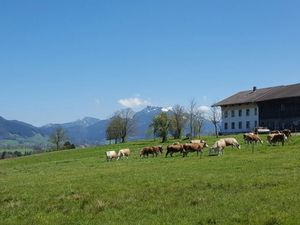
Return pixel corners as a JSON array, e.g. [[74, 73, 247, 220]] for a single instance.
[[106, 100, 221, 143]]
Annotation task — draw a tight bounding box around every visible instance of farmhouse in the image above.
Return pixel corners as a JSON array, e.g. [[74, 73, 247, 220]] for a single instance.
[[214, 83, 300, 134]]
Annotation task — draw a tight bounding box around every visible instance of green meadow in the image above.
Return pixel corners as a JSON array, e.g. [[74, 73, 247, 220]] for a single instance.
[[0, 135, 300, 225]]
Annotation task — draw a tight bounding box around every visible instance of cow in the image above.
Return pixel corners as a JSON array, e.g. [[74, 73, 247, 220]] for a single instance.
[[267, 133, 287, 146], [190, 139, 205, 144], [271, 130, 281, 134], [105, 151, 118, 161], [140, 147, 153, 158], [243, 133, 263, 144], [183, 142, 209, 157], [165, 144, 184, 157], [210, 139, 227, 156], [209, 137, 240, 156], [223, 138, 241, 149], [281, 129, 292, 138], [117, 148, 130, 160], [243, 132, 254, 143], [152, 145, 163, 155], [140, 146, 163, 158]]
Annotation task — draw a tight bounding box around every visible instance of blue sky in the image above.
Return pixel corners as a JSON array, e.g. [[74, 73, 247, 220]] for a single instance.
[[1, 0, 300, 126]]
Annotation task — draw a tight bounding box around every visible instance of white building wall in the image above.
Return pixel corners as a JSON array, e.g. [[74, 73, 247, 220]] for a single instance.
[[220, 103, 259, 134]]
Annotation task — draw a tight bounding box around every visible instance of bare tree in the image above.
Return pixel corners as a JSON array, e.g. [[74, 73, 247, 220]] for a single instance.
[[187, 99, 197, 138], [50, 127, 67, 150], [209, 106, 221, 138], [192, 109, 205, 138], [170, 104, 187, 139], [119, 108, 136, 143]]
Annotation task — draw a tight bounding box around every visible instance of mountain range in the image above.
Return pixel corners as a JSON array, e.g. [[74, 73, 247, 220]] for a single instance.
[[0, 106, 214, 149]]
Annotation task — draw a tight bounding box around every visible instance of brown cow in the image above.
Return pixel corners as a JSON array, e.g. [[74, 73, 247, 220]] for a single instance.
[[267, 133, 287, 146], [281, 129, 292, 138], [152, 145, 163, 155], [243, 133, 263, 144], [183, 142, 209, 157], [165, 144, 184, 157], [140, 146, 163, 158]]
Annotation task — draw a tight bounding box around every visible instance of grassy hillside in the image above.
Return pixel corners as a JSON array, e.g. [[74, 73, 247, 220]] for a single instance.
[[0, 135, 300, 225]]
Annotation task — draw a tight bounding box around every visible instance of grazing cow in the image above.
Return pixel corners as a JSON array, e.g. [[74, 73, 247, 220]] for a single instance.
[[243, 132, 254, 143], [243, 133, 263, 144], [267, 133, 287, 146], [223, 138, 241, 149], [106, 151, 118, 161], [183, 142, 209, 157], [117, 148, 130, 160], [190, 139, 205, 144], [210, 138, 240, 156], [165, 144, 184, 157], [140, 146, 163, 158]]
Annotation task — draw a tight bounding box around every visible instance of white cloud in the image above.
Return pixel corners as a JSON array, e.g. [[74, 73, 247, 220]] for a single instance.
[[118, 97, 150, 108], [198, 105, 210, 114]]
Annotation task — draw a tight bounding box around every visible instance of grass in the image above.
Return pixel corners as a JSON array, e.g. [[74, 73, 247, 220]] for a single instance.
[[0, 135, 300, 225]]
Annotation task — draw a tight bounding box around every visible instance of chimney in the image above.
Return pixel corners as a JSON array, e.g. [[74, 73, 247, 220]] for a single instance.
[[253, 86, 257, 92]]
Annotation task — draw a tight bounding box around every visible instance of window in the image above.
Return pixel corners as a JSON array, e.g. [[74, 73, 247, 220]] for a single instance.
[[238, 109, 242, 117], [231, 122, 235, 130], [224, 111, 228, 118], [246, 109, 250, 116], [238, 121, 242, 129], [281, 104, 285, 112], [231, 110, 235, 117], [224, 123, 228, 130], [246, 121, 250, 129], [254, 108, 258, 116], [255, 121, 258, 128]]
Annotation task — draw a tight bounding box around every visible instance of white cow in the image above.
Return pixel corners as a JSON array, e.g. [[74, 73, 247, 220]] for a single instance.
[[210, 139, 227, 155], [209, 137, 240, 156], [190, 139, 205, 144], [106, 151, 118, 161], [117, 148, 131, 160], [223, 138, 241, 149]]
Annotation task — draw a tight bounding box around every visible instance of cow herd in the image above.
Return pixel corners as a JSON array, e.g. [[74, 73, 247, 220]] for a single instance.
[[105, 129, 292, 161]]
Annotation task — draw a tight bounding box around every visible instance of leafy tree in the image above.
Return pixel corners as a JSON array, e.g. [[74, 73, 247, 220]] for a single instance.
[[63, 141, 76, 150], [150, 112, 170, 143], [106, 115, 122, 144], [106, 108, 136, 143], [50, 127, 67, 150]]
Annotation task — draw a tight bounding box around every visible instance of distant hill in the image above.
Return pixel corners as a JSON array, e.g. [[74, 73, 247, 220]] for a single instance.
[[39, 117, 102, 145], [0, 116, 40, 140], [0, 106, 214, 148]]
